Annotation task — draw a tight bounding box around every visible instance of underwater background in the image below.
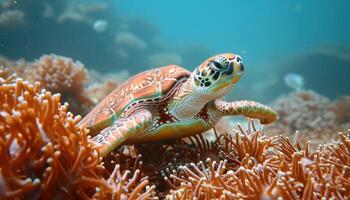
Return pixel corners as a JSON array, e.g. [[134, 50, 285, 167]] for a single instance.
[[1, 0, 350, 102], [1, 0, 350, 199]]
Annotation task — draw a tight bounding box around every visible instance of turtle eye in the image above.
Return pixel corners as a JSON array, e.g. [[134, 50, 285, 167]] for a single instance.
[[212, 61, 222, 69], [211, 60, 228, 71]]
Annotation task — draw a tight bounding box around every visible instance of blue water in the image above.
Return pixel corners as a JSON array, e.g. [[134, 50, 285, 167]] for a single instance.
[[116, 0, 350, 65], [0, 0, 349, 101]]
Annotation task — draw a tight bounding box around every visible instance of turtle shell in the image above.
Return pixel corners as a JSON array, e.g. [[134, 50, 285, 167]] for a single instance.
[[78, 65, 190, 132]]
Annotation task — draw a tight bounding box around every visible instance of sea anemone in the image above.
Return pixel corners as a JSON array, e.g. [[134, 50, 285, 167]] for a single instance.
[[218, 121, 277, 170], [94, 157, 157, 199], [0, 78, 156, 199], [0, 78, 103, 199], [164, 121, 350, 199]]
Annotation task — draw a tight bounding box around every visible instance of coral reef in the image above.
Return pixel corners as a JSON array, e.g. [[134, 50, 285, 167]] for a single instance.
[[0, 56, 27, 74], [0, 56, 15, 68], [0, 67, 16, 84], [1, 76, 350, 199], [164, 123, 350, 199], [271, 90, 336, 133], [100, 119, 350, 199], [96, 165, 156, 199], [29, 54, 86, 95], [101, 130, 234, 197], [331, 96, 350, 124], [0, 55, 127, 115], [0, 77, 155, 199], [0, 78, 101, 199], [28, 54, 93, 115], [0, 54, 94, 115], [1, 65, 350, 199], [268, 90, 350, 145], [1, 1, 348, 199]]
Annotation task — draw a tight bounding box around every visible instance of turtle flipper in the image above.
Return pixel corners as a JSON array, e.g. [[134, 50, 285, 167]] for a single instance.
[[214, 99, 278, 124], [92, 109, 153, 156]]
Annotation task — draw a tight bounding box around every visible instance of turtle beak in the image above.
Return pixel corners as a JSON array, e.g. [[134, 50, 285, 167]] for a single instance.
[[229, 61, 244, 84]]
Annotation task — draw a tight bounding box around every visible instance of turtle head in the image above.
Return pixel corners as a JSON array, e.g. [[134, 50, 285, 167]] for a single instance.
[[191, 53, 244, 97]]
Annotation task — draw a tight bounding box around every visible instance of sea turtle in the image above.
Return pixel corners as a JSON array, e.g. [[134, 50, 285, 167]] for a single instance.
[[78, 53, 278, 156]]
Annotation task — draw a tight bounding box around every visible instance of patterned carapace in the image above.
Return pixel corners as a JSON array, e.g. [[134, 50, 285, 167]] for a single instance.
[[78, 53, 278, 156]]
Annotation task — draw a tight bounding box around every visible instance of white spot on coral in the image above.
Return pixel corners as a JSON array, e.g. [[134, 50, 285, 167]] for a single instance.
[[9, 138, 20, 157]]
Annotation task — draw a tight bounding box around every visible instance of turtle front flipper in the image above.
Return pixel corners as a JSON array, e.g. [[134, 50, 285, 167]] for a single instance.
[[214, 99, 278, 124], [92, 109, 153, 156]]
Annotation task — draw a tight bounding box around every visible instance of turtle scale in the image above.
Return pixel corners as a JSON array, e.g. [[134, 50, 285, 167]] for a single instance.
[[78, 65, 190, 132]]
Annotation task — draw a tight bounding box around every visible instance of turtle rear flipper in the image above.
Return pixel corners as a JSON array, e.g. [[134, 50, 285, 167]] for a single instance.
[[92, 109, 153, 156], [214, 99, 278, 124]]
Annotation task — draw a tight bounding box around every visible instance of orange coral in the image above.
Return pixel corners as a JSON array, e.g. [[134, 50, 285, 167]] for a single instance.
[[0, 78, 104, 199], [165, 159, 228, 199], [101, 149, 162, 199], [219, 121, 277, 169], [164, 122, 350, 199], [0, 78, 155, 199], [0, 54, 128, 115], [95, 164, 156, 199], [28, 54, 94, 115], [30, 54, 86, 94]]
